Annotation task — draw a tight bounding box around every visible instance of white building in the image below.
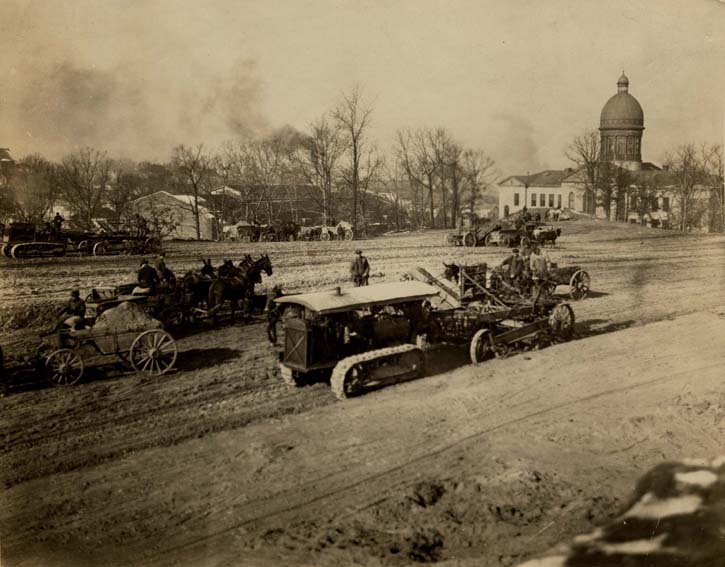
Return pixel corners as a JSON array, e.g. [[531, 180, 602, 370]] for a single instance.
[[132, 191, 217, 240]]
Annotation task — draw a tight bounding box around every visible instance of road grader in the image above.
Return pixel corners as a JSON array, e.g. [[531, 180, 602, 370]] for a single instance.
[[276, 276, 575, 400]]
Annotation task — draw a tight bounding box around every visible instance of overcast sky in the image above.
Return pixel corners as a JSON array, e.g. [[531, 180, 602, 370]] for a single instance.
[[1, 0, 724, 175]]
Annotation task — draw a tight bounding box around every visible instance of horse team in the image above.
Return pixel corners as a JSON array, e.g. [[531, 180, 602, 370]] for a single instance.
[[179, 255, 273, 325]]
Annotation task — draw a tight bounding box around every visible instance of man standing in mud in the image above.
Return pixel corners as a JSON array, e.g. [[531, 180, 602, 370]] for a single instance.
[[265, 285, 284, 345], [350, 249, 370, 287]]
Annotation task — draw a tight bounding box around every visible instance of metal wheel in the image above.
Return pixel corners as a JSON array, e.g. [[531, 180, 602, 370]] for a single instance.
[[500, 235, 511, 248], [469, 328, 495, 364], [343, 364, 365, 397], [93, 241, 108, 256], [2, 244, 12, 257], [45, 349, 84, 386], [129, 329, 178, 376], [520, 236, 531, 248], [548, 304, 575, 342], [463, 232, 476, 247], [344, 229, 354, 241], [77, 240, 91, 255], [569, 270, 591, 300], [287, 234, 295, 242], [484, 233, 498, 247], [320, 230, 330, 241]]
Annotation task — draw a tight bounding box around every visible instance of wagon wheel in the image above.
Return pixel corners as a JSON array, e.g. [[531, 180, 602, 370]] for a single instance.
[[77, 240, 91, 256], [287, 234, 295, 242], [130, 329, 178, 376], [520, 236, 531, 248], [548, 304, 575, 342], [320, 230, 330, 241], [484, 233, 497, 247], [93, 241, 108, 256], [569, 270, 590, 300], [500, 235, 511, 248], [344, 229, 354, 241], [45, 349, 84, 386], [463, 231, 477, 247], [469, 329, 495, 364]]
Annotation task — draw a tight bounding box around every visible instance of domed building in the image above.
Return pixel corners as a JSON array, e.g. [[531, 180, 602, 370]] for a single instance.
[[600, 73, 645, 170], [498, 73, 672, 225]]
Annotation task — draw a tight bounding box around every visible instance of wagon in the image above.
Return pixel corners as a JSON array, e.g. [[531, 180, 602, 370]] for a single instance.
[[545, 265, 591, 300], [40, 324, 177, 386]]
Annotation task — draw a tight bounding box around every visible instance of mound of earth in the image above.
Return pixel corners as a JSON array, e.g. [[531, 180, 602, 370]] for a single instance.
[[92, 301, 162, 333]]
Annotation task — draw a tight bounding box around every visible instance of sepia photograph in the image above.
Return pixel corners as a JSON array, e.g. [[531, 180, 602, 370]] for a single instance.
[[1, 1, 724, 566]]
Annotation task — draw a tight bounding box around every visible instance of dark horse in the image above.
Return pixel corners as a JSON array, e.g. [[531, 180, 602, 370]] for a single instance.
[[181, 259, 216, 314], [207, 254, 273, 324]]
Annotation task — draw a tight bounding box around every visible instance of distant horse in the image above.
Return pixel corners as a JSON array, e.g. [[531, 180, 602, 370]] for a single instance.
[[207, 254, 273, 324]]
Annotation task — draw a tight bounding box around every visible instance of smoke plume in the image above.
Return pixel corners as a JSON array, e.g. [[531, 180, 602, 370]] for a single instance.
[[0, 1, 268, 161]]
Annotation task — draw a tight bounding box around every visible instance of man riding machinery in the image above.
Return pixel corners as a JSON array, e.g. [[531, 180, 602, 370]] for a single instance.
[[154, 253, 176, 291], [52, 212, 65, 236], [350, 249, 370, 287], [54, 289, 86, 331], [134, 258, 160, 295]]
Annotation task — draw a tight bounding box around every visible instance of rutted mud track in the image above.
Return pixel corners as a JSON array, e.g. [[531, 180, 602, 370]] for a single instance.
[[1, 221, 724, 567]]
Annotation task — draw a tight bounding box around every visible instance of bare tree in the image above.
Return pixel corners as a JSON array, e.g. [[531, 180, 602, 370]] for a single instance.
[[356, 147, 385, 233], [171, 144, 212, 239], [396, 129, 439, 227], [460, 149, 497, 215], [57, 148, 112, 229], [332, 86, 375, 230], [290, 114, 344, 224], [10, 154, 58, 222], [108, 160, 144, 227], [245, 134, 289, 224], [701, 143, 724, 232], [566, 130, 603, 215], [629, 173, 661, 223], [664, 144, 705, 231]]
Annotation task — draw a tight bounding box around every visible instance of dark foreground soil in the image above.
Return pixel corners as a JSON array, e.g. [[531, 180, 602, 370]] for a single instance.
[[0, 221, 724, 567]]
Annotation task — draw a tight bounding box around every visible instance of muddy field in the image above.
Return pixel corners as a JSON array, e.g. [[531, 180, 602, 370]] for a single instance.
[[1, 220, 724, 567]]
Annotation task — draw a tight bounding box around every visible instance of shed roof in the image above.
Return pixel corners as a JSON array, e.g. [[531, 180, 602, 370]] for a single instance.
[[275, 281, 440, 314]]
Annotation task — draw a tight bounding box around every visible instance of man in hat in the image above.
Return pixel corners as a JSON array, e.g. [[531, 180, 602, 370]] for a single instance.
[[52, 212, 64, 236], [265, 284, 284, 345], [55, 289, 86, 330], [500, 247, 525, 289], [155, 252, 175, 290], [350, 249, 370, 287], [136, 258, 159, 294]]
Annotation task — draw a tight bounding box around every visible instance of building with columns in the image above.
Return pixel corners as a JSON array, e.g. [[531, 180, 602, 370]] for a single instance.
[[498, 73, 672, 225]]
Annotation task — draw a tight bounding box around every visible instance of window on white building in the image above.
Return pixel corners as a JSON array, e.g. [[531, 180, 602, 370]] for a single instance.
[[514, 193, 519, 206], [557, 194, 562, 209], [662, 197, 670, 212], [531, 193, 537, 207], [549, 194, 554, 207], [539, 194, 545, 207]]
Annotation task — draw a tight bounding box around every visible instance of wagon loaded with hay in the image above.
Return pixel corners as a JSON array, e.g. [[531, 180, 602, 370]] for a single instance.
[[39, 302, 178, 386]]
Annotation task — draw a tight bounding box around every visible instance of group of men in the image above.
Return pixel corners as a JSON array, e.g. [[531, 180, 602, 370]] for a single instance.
[[54, 253, 172, 331], [499, 244, 552, 297]]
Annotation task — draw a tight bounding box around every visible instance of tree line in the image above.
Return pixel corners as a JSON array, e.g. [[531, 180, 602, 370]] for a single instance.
[[566, 130, 724, 232], [0, 87, 499, 238]]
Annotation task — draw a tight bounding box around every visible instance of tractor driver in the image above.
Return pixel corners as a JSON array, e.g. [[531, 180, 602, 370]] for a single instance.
[[52, 212, 64, 235]]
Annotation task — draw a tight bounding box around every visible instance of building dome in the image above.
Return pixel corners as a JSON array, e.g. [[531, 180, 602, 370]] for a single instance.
[[600, 73, 644, 130], [599, 73, 644, 170]]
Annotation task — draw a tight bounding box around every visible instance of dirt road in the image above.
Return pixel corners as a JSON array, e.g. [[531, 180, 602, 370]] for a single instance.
[[1, 221, 724, 566]]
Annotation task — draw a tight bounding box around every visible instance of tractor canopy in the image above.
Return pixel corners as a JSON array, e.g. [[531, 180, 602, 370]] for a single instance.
[[275, 281, 440, 315]]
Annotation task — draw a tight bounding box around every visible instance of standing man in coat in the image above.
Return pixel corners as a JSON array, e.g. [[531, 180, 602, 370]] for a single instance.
[[500, 248, 525, 289], [350, 249, 370, 287]]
